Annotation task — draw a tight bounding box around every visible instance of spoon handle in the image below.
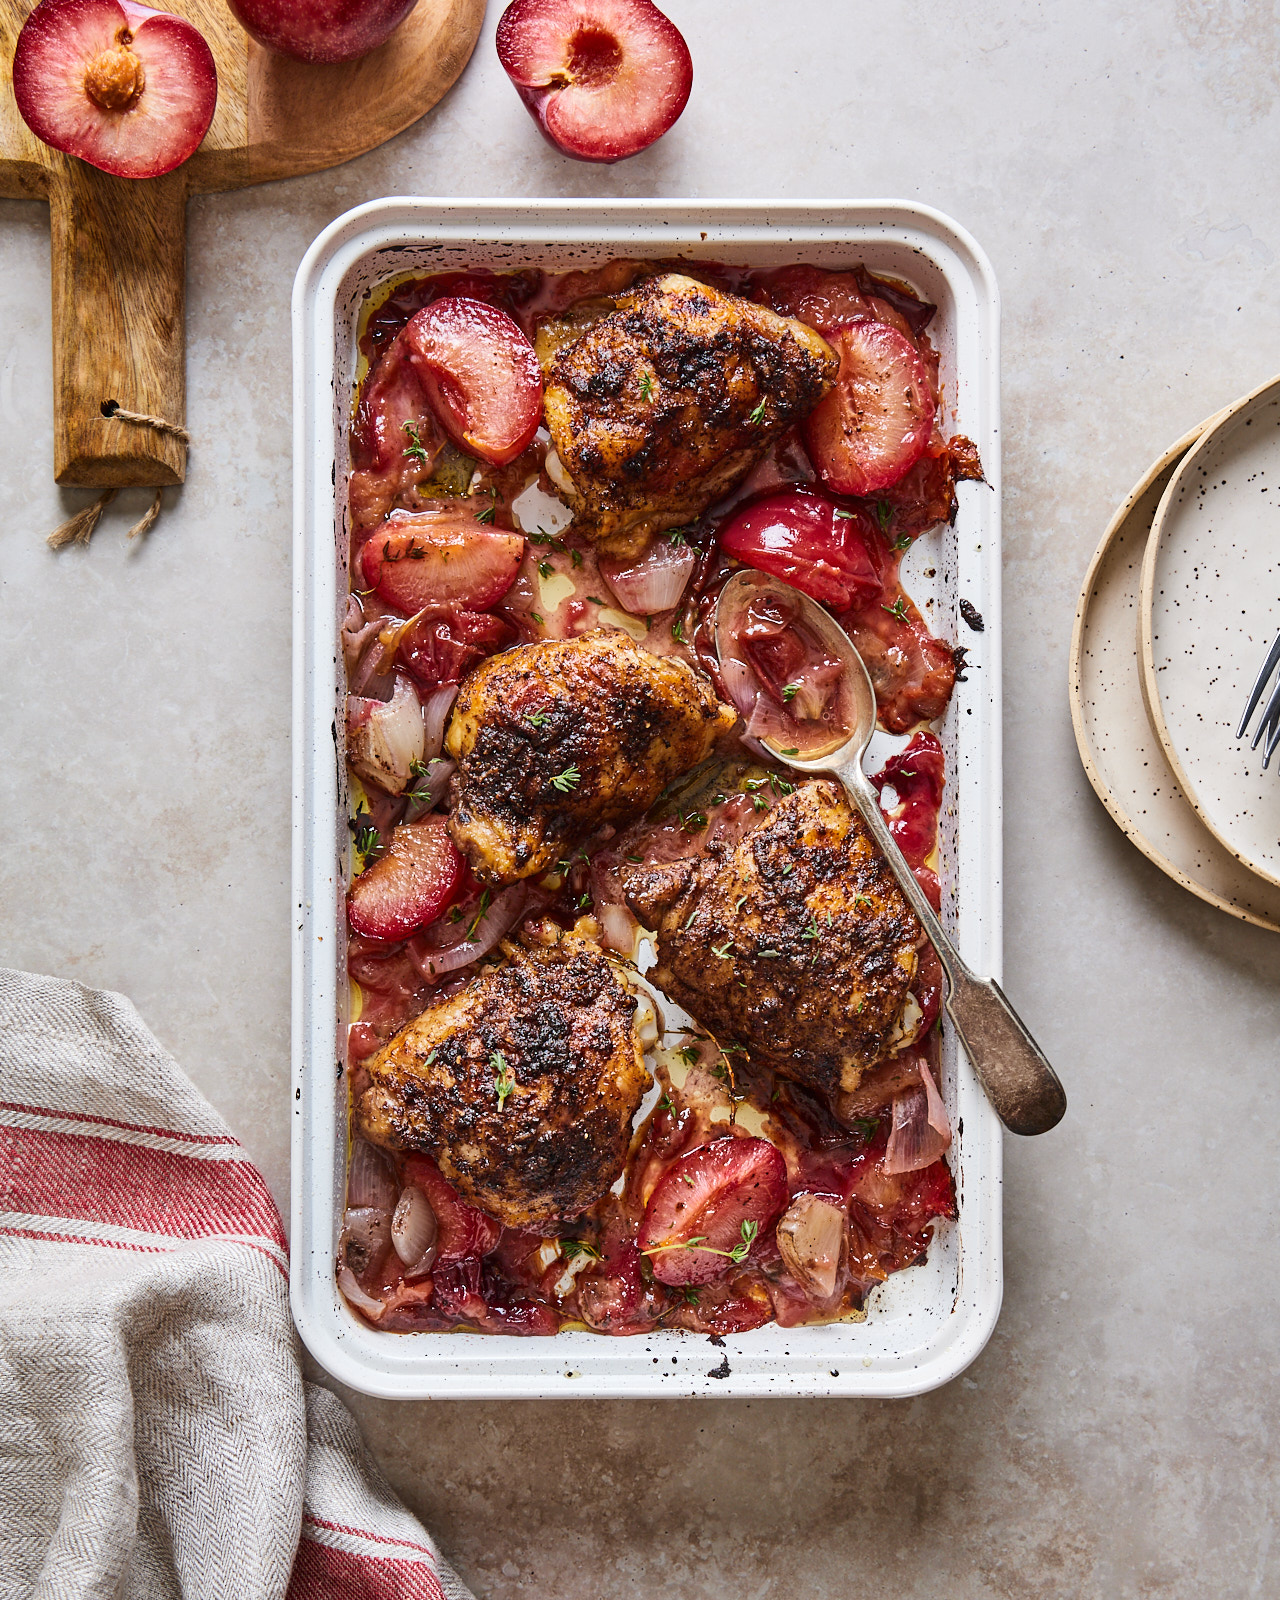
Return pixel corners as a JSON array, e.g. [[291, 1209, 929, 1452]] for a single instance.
[[834, 758, 1067, 1137]]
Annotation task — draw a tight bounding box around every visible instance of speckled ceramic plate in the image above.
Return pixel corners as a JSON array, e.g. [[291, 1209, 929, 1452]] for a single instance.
[[1140, 377, 1280, 890], [1070, 418, 1280, 932]]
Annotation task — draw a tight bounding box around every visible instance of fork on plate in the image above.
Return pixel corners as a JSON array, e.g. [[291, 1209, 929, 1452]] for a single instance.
[[1237, 628, 1280, 770]]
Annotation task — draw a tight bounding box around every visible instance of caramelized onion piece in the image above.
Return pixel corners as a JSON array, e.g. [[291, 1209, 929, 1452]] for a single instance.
[[339, 1206, 392, 1281], [338, 1264, 386, 1320], [347, 1138, 398, 1213], [408, 882, 530, 979], [347, 675, 426, 795], [421, 684, 459, 760], [775, 1193, 847, 1301], [599, 538, 696, 615], [391, 1184, 439, 1278], [882, 1060, 951, 1175]]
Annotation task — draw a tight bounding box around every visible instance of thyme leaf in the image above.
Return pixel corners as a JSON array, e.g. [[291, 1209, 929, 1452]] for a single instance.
[[402, 420, 430, 464], [549, 765, 581, 793], [728, 1219, 759, 1265], [491, 1051, 515, 1110], [467, 889, 492, 938], [560, 1238, 602, 1261]]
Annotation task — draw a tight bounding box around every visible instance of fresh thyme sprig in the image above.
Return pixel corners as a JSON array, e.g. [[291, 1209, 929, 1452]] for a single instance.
[[402, 420, 430, 464], [549, 765, 581, 793], [466, 889, 492, 939], [560, 1238, 602, 1261], [641, 1219, 760, 1266], [491, 1051, 515, 1110]]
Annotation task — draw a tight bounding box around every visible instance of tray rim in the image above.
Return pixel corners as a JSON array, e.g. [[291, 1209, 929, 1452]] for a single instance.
[[291, 197, 1005, 1399]]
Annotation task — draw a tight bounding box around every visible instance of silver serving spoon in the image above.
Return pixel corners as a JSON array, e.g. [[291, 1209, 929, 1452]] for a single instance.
[[715, 569, 1066, 1137]]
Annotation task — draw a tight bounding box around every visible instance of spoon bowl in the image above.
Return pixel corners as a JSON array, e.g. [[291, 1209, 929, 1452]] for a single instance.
[[715, 569, 1066, 1137]]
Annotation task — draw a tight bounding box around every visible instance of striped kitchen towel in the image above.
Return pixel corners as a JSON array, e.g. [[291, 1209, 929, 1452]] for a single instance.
[[0, 967, 473, 1600]]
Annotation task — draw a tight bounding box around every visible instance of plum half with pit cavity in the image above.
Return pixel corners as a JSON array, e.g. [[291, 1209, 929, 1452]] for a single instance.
[[496, 0, 692, 164], [13, 0, 217, 180]]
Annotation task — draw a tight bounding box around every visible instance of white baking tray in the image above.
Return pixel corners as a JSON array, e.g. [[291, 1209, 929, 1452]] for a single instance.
[[291, 199, 1003, 1399]]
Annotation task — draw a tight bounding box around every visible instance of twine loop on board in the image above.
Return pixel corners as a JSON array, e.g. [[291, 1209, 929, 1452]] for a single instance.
[[47, 400, 188, 550]]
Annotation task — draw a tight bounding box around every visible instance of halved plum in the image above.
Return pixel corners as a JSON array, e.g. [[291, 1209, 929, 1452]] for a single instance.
[[718, 487, 882, 612], [348, 815, 465, 940], [402, 298, 543, 466], [398, 609, 516, 690], [870, 732, 946, 868], [400, 1155, 502, 1264], [13, 0, 218, 179], [359, 509, 525, 613], [496, 0, 692, 164], [637, 1136, 788, 1287], [803, 320, 936, 498]]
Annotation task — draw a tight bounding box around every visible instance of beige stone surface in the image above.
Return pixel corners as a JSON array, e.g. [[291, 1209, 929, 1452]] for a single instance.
[[2, 2, 1278, 1594]]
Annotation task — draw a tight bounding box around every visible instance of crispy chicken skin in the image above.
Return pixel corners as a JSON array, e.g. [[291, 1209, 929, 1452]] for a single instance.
[[446, 630, 736, 885], [354, 927, 649, 1228], [543, 273, 838, 557], [621, 780, 923, 1100]]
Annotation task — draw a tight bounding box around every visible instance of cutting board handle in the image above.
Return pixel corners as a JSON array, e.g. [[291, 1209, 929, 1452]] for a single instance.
[[49, 163, 188, 488]]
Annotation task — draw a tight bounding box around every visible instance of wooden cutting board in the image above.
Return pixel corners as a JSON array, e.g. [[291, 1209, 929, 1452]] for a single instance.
[[0, 0, 485, 487]]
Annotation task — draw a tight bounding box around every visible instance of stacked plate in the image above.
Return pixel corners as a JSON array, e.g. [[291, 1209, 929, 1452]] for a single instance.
[[1070, 374, 1280, 931]]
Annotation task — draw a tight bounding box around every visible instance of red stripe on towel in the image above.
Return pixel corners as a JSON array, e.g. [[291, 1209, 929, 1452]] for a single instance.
[[288, 1539, 447, 1600], [304, 1515, 443, 1560], [0, 1124, 286, 1249], [0, 1099, 241, 1145], [0, 1224, 288, 1279]]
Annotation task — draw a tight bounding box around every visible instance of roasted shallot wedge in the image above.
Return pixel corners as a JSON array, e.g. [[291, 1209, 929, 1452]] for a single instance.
[[598, 534, 695, 614], [347, 673, 426, 796], [775, 1193, 848, 1301]]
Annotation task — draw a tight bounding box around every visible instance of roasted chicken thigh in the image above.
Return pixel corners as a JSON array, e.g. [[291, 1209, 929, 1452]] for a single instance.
[[621, 780, 924, 1100], [354, 926, 649, 1228], [446, 630, 736, 884], [543, 273, 838, 557]]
